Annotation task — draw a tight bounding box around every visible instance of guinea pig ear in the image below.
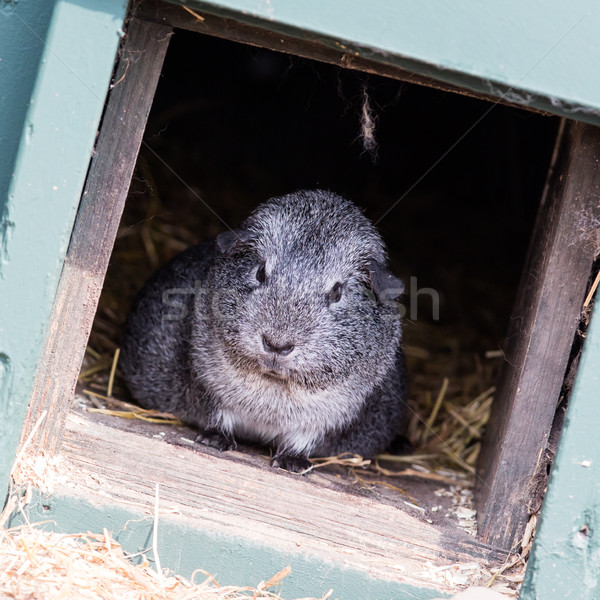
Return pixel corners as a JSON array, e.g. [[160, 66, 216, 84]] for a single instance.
[[367, 261, 405, 301], [216, 229, 254, 254]]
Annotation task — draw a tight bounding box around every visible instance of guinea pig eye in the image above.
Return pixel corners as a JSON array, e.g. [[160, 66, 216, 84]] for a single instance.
[[255, 262, 267, 285], [327, 282, 343, 304]]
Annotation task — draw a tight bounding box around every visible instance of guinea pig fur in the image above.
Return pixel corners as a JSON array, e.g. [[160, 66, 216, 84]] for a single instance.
[[120, 189, 408, 473]]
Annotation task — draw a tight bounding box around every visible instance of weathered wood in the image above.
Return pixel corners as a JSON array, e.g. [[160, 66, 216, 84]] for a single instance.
[[136, 0, 600, 125], [476, 120, 600, 550], [59, 411, 507, 594], [21, 18, 172, 454], [134, 0, 553, 116], [0, 0, 128, 505]]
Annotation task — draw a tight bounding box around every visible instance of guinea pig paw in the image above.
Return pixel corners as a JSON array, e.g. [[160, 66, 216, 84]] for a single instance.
[[195, 429, 237, 452], [271, 453, 313, 474]]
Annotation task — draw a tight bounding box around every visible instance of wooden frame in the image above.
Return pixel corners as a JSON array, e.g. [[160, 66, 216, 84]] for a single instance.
[[140, 0, 600, 126], [0, 0, 128, 504], [14, 0, 600, 593], [135, 0, 552, 117], [17, 13, 511, 595], [48, 411, 506, 594], [22, 17, 173, 452], [476, 121, 600, 549]]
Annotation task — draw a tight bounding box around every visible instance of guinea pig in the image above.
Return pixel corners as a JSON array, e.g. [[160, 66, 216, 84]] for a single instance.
[[120, 189, 408, 472]]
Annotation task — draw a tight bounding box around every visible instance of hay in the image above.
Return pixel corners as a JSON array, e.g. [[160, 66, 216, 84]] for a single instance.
[[0, 524, 329, 600], [82, 394, 184, 425], [0, 516, 526, 599], [182, 5, 206, 23]]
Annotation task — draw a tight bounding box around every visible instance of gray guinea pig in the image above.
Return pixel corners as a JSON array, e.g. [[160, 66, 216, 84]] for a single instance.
[[120, 189, 408, 472]]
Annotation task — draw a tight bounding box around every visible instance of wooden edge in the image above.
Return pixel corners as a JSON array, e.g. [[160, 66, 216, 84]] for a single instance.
[[133, 0, 552, 117], [20, 18, 173, 455], [475, 120, 600, 549], [42, 411, 509, 594], [8, 488, 444, 600]]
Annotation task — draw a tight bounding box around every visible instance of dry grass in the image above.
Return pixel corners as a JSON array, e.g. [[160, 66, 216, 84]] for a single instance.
[[0, 512, 526, 599], [0, 525, 329, 600]]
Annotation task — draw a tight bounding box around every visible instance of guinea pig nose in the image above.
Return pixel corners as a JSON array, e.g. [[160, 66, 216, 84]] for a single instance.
[[262, 335, 294, 356]]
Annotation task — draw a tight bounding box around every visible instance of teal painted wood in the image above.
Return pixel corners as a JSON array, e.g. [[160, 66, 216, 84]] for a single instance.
[[9, 489, 449, 600], [0, 0, 128, 504], [521, 302, 600, 599], [175, 0, 600, 124]]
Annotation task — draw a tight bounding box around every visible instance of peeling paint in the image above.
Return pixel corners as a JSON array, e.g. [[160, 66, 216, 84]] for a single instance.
[[0, 353, 12, 413], [570, 514, 600, 590], [485, 81, 537, 107], [550, 97, 600, 118], [0, 0, 128, 506], [1, 0, 20, 16], [25, 122, 34, 144], [0, 208, 15, 275]]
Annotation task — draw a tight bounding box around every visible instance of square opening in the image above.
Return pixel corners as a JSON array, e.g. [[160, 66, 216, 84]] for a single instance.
[[63, 17, 560, 593]]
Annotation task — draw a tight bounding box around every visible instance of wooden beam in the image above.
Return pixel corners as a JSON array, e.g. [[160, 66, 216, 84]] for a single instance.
[[52, 411, 507, 595], [0, 0, 128, 504], [20, 18, 173, 454], [475, 120, 600, 550], [134, 0, 552, 116]]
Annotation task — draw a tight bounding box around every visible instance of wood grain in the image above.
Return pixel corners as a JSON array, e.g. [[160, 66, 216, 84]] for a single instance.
[[476, 120, 600, 549], [21, 18, 172, 454], [60, 412, 507, 592]]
